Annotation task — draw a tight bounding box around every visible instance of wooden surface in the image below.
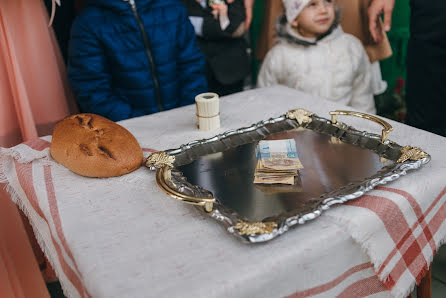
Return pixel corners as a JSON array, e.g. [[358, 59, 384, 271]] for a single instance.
[[418, 268, 432, 298]]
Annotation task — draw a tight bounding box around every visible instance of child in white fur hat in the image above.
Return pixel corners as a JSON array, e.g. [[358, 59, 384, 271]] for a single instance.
[[257, 0, 376, 114]]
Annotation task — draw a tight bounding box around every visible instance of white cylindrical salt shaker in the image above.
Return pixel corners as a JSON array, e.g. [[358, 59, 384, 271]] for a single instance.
[[195, 92, 220, 131]]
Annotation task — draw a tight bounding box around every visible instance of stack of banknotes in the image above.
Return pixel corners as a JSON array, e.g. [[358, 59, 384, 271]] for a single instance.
[[254, 139, 304, 185]]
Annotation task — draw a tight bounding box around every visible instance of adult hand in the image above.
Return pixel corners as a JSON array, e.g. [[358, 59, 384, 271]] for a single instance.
[[211, 3, 228, 19], [368, 0, 395, 43], [243, 0, 254, 30]]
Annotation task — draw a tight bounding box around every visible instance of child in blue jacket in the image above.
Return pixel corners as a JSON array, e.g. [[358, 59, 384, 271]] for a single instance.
[[68, 0, 208, 121]]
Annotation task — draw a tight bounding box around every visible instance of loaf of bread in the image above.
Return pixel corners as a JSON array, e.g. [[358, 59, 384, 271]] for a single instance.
[[50, 114, 143, 178]]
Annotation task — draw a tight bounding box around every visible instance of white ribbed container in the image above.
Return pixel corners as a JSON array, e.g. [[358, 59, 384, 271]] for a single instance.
[[195, 92, 220, 131]]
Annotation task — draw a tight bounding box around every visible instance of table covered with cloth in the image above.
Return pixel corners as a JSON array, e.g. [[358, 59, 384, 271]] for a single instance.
[[1, 86, 446, 298]]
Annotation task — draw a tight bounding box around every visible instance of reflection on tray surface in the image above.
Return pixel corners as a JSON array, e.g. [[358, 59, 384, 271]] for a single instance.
[[177, 128, 385, 222]]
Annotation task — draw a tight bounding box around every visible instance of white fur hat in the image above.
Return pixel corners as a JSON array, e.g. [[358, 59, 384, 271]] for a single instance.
[[282, 0, 312, 23]]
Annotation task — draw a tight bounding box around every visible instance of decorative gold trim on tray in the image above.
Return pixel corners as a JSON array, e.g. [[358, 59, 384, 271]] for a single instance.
[[286, 109, 314, 125], [234, 221, 278, 235], [397, 146, 429, 163], [146, 151, 175, 169]]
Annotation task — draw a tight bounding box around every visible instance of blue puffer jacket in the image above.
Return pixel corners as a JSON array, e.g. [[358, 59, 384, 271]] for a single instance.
[[68, 0, 207, 121]]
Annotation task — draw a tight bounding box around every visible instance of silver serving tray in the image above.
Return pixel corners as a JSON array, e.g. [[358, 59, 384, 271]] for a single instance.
[[146, 109, 430, 243]]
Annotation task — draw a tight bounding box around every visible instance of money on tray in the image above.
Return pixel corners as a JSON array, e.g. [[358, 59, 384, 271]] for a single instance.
[[254, 139, 303, 185]]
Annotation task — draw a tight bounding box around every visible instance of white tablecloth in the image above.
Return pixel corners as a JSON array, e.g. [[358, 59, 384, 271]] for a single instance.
[[1, 86, 446, 298]]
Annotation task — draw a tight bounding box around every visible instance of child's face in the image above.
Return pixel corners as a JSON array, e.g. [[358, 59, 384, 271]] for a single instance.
[[291, 0, 335, 38]]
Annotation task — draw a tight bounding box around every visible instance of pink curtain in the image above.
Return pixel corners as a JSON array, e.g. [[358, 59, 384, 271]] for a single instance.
[[0, 186, 50, 298], [0, 1, 78, 296], [0, 0, 78, 148]]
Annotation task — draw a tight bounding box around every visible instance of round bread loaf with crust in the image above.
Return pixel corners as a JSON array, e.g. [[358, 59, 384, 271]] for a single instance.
[[50, 114, 143, 178]]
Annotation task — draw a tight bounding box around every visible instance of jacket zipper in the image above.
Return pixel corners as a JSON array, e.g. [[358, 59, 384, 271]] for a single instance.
[[127, 0, 163, 111]]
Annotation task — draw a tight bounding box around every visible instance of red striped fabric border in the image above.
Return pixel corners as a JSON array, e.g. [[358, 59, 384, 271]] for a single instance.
[[286, 263, 377, 297], [337, 275, 388, 297], [15, 161, 89, 297], [43, 165, 92, 298], [346, 186, 446, 289], [378, 187, 437, 253], [347, 195, 429, 287]]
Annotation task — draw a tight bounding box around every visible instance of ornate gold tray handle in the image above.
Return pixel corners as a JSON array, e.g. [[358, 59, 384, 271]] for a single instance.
[[146, 152, 216, 213], [327, 110, 429, 163], [329, 110, 393, 143]]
